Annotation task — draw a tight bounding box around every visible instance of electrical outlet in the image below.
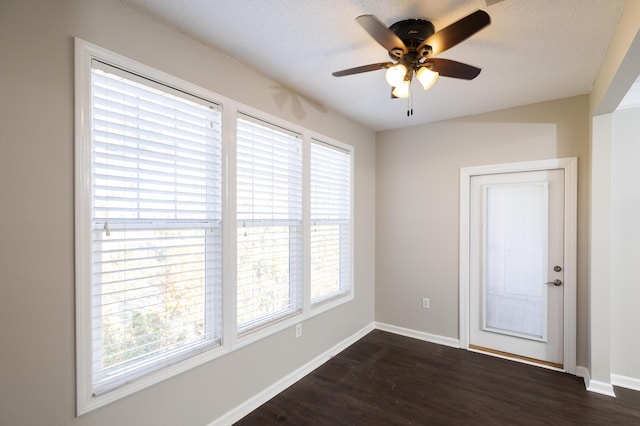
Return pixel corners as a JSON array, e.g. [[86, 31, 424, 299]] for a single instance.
[[295, 323, 302, 338], [422, 298, 430, 309]]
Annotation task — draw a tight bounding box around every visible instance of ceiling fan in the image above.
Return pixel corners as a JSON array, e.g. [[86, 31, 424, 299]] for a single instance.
[[332, 10, 491, 101]]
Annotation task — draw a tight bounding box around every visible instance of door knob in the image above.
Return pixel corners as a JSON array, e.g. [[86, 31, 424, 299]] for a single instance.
[[544, 279, 562, 286]]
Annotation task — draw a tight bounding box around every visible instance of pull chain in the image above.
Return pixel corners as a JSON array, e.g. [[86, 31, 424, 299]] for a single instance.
[[405, 78, 415, 117], [406, 89, 414, 117]]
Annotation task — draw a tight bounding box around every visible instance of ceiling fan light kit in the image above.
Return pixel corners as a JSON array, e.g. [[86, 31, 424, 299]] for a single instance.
[[385, 64, 408, 87], [416, 66, 439, 90], [391, 80, 411, 98], [333, 9, 491, 112]]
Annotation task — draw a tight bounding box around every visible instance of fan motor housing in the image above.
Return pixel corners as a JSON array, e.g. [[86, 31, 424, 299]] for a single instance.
[[388, 18, 435, 58]]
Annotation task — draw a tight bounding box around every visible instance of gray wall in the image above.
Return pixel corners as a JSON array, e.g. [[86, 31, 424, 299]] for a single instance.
[[611, 106, 640, 380], [0, 1, 375, 425], [375, 95, 591, 366]]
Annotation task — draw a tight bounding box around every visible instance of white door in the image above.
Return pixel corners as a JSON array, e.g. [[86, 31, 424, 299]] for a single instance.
[[469, 169, 564, 367]]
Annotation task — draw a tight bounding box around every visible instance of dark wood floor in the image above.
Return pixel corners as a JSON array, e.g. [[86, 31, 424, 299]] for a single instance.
[[235, 330, 640, 425]]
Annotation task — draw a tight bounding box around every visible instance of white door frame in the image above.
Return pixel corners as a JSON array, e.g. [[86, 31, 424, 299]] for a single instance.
[[459, 157, 578, 374]]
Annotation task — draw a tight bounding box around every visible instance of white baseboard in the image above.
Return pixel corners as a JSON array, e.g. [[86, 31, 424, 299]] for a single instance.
[[612, 374, 640, 392], [374, 322, 461, 348], [576, 365, 591, 389], [587, 379, 616, 397], [576, 365, 616, 397], [209, 322, 375, 426], [572, 367, 640, 394]]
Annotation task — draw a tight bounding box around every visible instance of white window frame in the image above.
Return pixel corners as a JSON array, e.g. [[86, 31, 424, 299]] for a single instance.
[[75, 39, 231, 414], [309, 139, 353, 306], [235, 114, 304, 334], [229, 111, 355, 349], [90, 59, 224, 393], [75, 38, 354, 414]]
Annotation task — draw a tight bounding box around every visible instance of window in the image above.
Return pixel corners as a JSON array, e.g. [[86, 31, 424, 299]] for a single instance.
[[76, 39, 354, 413], [81, 58, 222, 397], [236, 115, 303, 333], [310, 141, 352, 303]]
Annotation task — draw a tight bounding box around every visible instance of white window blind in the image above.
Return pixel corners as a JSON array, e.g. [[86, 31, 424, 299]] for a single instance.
[[236, 114, 302, 333], [310, 140, 352, 303], [90, 60, 222, 393]]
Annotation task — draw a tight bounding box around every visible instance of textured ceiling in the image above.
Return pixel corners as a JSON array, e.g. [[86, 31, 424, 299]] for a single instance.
[[123, 0, 628, 131]]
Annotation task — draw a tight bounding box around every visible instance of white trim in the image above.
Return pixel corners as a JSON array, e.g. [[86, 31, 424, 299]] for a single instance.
[[576, 365, 617, 397], [375, 322, 461, 348], [222, 103, 239, 350], [589, 113, 615, 397], [576, 365, 591, 389], [611, 374, 640, 392], [587, 380, 617, 397], [209, 322, 375, 426], [563, 158, 579, 374], [459, 169, 471, 350], [459, 158, 578, 374], [74, 37, 94, 417], [302, 135, 312, 315]]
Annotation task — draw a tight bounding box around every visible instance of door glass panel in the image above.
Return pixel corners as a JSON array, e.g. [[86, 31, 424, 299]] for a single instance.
[[483, 182, 548, 340]]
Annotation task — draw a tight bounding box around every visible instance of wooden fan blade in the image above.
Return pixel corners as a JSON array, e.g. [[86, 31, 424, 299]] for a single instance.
[[427, 58, 481, 80], [332, 62, 393, 77], [417, 10, 490, 56], [356, 15, 408, 57]]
